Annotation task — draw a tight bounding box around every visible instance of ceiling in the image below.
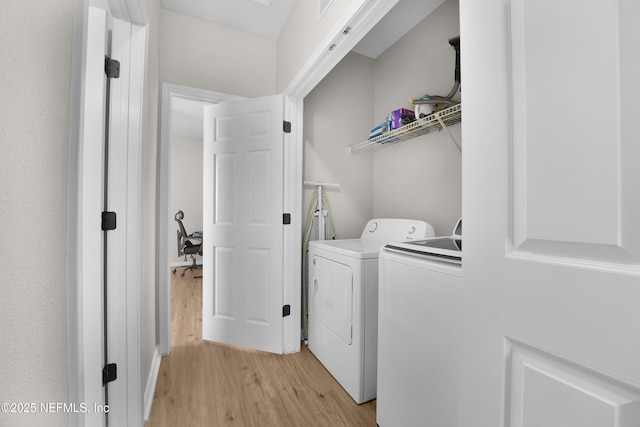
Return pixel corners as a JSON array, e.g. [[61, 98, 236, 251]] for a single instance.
[[161, 0, 297, 40], [352, 0, 445, 59], [166, 0, 447, 137], [161, 0, 445, 57]]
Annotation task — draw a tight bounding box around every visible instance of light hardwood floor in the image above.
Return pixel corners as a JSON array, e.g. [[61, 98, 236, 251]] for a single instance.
[[146, 268, 377, 427]]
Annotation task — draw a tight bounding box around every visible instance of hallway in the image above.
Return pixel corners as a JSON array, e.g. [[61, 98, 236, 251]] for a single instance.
[[146, 269, 377, 426]]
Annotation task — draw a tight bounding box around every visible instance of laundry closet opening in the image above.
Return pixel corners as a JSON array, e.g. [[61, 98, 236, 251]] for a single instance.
[[302, 0, 461, 244]]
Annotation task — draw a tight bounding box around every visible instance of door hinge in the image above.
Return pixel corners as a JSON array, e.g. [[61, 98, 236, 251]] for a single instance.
[[282, 304, 291, 317], [283, 213, 291, 225], [102, 363, 117, 386], [105, 56, 120, 79], [283, 121, 292, 134], [102, 211, 117, 231]]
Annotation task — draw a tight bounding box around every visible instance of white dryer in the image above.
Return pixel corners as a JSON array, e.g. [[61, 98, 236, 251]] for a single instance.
[[308, 218, 435, 404]]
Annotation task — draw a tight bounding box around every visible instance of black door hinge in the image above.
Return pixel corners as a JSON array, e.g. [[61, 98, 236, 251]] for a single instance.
[[102, 363, 117, 386], [283, 121, 291, 133], [105, 56, 120, 79], [282, 304, 291, 317], [283, 213, 291, 225], [102, 211, 117, 231]]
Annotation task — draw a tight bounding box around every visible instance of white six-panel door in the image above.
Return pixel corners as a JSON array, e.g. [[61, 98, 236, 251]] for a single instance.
[[202, 95, 284, 354], [460, 0, 640, 426]]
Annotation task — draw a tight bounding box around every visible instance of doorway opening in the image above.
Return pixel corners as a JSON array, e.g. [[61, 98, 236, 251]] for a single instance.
[[158, 84, 244, 355]]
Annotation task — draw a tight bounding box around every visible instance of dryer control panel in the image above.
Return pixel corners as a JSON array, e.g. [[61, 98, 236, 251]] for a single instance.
[[361, 218, 435, 242]]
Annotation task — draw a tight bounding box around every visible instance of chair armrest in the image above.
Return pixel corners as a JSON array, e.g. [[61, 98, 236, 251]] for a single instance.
[[186, 234, 202, 245]]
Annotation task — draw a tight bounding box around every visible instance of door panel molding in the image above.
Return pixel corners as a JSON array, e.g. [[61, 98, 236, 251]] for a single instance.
[[460, 0, 640, 425], [213, 246, 235, 319], [506, 339, 640, 427], [508, 0, 640, 268]]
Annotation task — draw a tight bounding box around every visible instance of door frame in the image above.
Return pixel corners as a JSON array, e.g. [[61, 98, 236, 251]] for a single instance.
[[158, 87, 303, 355], [67, 0, 147, 425], [158, 85, 305, 355], [158, 87, 305, 356], [280, 0, 400, 353], [158, 84, 244, 355]]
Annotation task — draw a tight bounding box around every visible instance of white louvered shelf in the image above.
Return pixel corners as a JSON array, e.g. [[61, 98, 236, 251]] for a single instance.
[[347, 103, 461, 153]]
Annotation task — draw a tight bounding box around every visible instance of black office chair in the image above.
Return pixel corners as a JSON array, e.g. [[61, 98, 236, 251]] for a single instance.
[[173, 210, 203, 278]]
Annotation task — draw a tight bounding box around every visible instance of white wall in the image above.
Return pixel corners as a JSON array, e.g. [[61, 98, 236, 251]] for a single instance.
[[303, 52, 375, 239], [0, 1, 72, 426], [157, 7, 279, 276], [276, 0, 353, 92], [170, 135, 203, 265], [0, 1, 162, 424], [372, 0, 461, 235], [160, 9, 277, 97]]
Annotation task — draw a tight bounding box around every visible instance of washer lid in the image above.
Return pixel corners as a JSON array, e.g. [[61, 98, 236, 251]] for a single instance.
[[309, 238, 387, 259], [382, 218, 463, 264], [384, 237, 462, 264]]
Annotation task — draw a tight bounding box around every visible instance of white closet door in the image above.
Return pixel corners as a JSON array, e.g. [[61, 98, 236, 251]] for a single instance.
[[460, 0, 640, 426], [202, 95, 284, 354]]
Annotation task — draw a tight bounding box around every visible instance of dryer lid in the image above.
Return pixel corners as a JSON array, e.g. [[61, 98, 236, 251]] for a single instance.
[[308, 239, 386, 259]]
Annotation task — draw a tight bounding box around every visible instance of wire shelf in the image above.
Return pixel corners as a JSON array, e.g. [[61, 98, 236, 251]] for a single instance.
[[347, 103, 461, 153]]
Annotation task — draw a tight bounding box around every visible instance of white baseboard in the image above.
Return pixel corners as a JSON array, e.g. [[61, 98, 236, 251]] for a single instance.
[[143, 347, 162, 423], [170, 258, 202, 268]]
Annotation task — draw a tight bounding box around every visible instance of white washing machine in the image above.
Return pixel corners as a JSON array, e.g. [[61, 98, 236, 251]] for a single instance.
[[377, 219, 463, 427], [308, 218, 435, 404]]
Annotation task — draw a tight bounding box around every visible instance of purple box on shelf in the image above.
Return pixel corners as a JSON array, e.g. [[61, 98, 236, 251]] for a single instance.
[[389, 108, 415, 130]]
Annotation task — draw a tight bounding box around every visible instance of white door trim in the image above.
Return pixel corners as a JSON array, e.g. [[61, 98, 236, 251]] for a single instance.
[[282, 95, 303, 354], [67, 0, 147, 426], [158, 84, 244, 355], [280, 0, 400, 353], [283, 0, 399, 99], [158, 86, 306, 356], [68, 5, 108, 426], [105, 16, 148, 426]]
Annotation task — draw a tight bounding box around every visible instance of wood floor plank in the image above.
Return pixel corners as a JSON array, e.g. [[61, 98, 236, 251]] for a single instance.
[[146, 269, 377, 426]]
